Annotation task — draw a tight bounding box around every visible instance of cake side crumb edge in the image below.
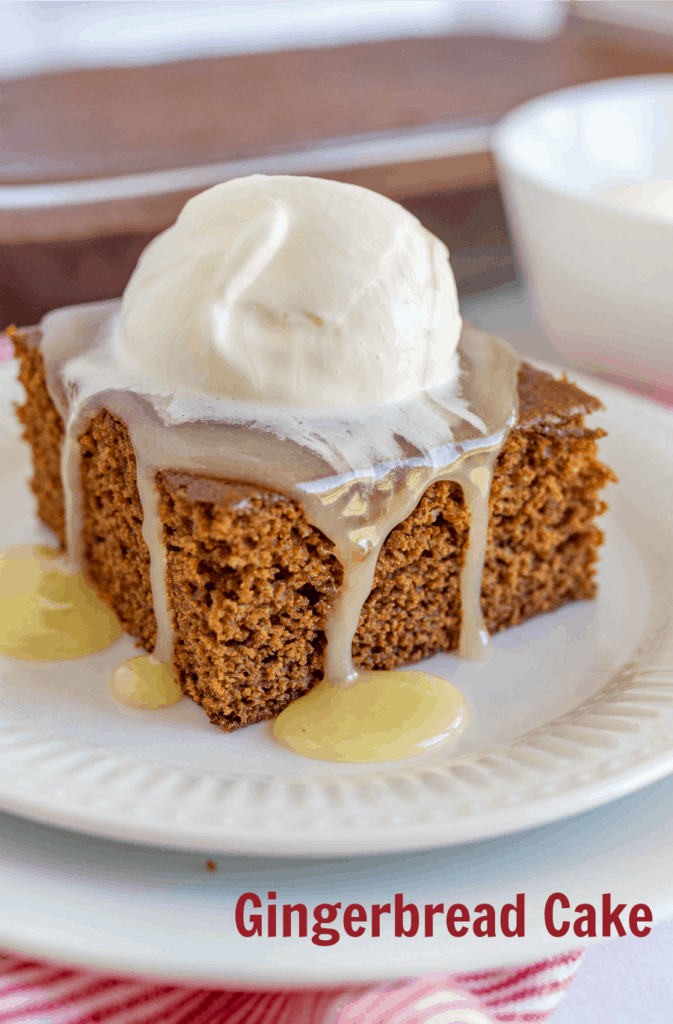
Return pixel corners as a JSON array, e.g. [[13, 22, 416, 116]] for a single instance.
[[9, 326, 66, 547]]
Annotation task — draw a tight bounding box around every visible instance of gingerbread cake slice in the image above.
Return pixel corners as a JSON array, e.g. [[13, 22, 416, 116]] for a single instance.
[[11, 326, 615, 732]]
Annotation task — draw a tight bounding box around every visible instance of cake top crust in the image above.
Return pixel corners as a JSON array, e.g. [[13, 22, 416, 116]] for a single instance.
[[160, 473, 287, 507], [516, 362, 602, 425]]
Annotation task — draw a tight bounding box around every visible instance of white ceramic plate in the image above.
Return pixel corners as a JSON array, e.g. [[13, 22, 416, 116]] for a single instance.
[[1, 359, 672, 856], [2, 772, 673, 986]]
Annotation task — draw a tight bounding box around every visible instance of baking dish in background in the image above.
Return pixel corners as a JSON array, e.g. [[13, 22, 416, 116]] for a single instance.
[[4, 10, 673, 329]]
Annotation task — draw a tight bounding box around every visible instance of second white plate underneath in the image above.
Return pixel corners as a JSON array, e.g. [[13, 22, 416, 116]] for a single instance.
[[0, 363, 671, 855], [3, 772, 673, 986]]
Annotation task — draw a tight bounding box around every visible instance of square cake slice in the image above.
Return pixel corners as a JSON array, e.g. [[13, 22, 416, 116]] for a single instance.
[[12, 327, 615, 731]]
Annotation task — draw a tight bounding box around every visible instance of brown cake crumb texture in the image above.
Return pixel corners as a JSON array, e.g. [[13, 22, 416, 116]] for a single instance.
[[12, 328, 66, 544], [10, 326, 616, 732]]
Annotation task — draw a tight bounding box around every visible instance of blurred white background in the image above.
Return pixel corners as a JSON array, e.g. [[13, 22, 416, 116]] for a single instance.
[[0, 0, 567, 79]]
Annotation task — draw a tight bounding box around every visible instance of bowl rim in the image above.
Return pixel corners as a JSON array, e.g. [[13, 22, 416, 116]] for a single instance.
[[492, 73, 673, 220]]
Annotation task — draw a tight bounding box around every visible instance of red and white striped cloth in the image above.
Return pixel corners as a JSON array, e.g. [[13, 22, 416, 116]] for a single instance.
[[0, 950, 584, 1024]]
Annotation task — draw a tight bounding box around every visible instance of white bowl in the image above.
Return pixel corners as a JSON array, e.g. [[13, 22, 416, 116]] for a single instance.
[[493, 75, 673, 394]]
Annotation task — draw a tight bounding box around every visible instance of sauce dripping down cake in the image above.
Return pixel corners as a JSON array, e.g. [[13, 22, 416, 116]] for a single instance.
[[7, 176, 615, 761]]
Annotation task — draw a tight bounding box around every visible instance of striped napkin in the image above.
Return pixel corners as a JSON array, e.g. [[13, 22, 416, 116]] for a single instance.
[[0, 950, 584, 1023]]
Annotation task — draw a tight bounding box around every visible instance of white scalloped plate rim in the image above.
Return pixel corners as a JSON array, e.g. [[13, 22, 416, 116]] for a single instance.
[[2, 358, 673, 856]]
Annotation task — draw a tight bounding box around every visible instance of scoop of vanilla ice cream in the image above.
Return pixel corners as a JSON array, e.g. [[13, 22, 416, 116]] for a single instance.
[[118, 175, 462, 407]]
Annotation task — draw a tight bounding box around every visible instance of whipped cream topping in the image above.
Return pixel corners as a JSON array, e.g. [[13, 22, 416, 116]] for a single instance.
[[117, 175, 462, 407]]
